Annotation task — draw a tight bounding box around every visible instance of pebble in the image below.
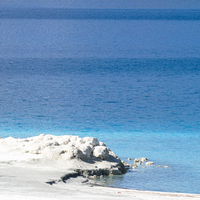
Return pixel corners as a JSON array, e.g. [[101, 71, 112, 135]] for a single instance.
[[145, 162, 154, 165], [132, 165, 137, 169], [137, 161, 142, 165]]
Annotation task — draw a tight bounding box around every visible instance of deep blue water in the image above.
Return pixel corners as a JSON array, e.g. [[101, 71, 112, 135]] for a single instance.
[[0, 5, 200, 194]]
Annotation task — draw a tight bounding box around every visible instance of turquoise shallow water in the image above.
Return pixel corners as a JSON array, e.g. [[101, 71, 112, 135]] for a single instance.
[[0, 5, 200, 194]]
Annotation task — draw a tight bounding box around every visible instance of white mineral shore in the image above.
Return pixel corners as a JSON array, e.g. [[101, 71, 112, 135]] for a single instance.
[[0, 134, 199, 200]]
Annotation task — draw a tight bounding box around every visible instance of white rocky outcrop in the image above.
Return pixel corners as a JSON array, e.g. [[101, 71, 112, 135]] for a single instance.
[[0, 134, 127, 176], [0, 134, 106, 160]]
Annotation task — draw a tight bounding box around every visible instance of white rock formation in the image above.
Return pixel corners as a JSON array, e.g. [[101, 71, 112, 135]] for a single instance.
[[0, 134, 126, 176]]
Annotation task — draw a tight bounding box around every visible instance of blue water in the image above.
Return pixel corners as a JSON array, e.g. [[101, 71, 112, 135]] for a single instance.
[[0, 3, 200, 194]]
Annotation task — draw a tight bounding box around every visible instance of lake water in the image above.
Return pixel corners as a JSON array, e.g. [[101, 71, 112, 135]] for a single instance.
[[0, 4, 200, 194]]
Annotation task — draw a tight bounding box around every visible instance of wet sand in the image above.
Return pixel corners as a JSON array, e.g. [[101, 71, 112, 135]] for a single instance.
[[1, 164, 199, 200]]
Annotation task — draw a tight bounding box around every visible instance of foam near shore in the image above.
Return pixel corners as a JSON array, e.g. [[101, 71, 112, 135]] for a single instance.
[[0, 134, 200, 200]]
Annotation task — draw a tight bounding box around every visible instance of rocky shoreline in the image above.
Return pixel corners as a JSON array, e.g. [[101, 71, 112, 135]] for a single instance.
[[0, 134, 162, 179], [1, 134, 200, 200]]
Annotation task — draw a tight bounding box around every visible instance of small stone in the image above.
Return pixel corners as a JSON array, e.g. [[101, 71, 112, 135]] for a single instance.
[[134, 157, 148, 163], [132, 165, 137, 169], [128, 158, 131, 160], [134, 158, 140, 162], [146, 162, 154, 165], [137, 161, 142, 165], [141, 157, 148, 162], [89, 175, 97, 179], [109, 173, 113, 177]]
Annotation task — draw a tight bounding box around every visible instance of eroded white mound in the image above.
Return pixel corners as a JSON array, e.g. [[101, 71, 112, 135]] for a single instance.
[[0, 134, 126, 175], [0, 134, 109, 160]]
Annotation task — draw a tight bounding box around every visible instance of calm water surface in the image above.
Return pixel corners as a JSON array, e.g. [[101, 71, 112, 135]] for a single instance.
[[0, 6, 200, 194]]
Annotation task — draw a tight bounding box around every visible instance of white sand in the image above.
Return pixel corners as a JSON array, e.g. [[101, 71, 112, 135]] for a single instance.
[[0, 135, 199, 200]]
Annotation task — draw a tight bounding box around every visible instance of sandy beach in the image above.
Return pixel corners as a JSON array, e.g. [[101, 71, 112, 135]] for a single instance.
[[0, 135, 199, 200], [1, 164, 199, 200], [1, 164, 200, 200]]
